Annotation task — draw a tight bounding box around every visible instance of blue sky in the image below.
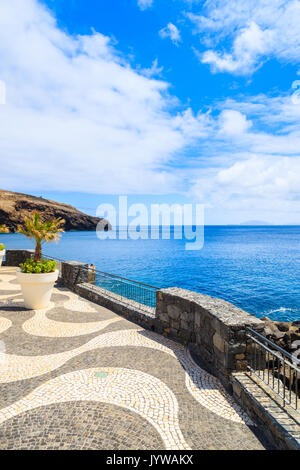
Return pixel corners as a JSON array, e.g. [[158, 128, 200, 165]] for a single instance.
[[0, 0, 300, 224]]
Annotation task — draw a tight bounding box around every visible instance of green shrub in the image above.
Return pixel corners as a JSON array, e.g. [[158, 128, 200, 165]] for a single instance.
[[0, 243, 5, 251], [20, 258, 57, 274]]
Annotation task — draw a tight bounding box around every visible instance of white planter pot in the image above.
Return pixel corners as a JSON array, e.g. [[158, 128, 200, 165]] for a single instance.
[[16, 270, 59, 310], [0, 249, 5, 267]]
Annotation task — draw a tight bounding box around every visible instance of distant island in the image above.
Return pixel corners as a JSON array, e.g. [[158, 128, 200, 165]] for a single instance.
[[240, 220, 272, 226], [0, 189, 111, 232]]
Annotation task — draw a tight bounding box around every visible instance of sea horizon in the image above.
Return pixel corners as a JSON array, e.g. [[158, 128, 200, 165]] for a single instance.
[[3, 225, 299, 323]]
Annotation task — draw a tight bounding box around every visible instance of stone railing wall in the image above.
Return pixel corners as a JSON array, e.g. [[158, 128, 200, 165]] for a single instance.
[[156, 287, 265, 388], [60, 261, 89, 289], [4, 249, 34, 266]]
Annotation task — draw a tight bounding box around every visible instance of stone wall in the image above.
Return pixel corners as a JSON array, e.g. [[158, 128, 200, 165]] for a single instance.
[[60, 261, 89, 289], [76, 283, 158, 331], [156, 287, 265, 388], [4, 249, 34, 266]]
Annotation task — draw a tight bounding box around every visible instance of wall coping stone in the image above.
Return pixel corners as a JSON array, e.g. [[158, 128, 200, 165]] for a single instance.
[[160, 287, 264, 329], [63, 261, 87, 266], [5, 249, 34, 254]]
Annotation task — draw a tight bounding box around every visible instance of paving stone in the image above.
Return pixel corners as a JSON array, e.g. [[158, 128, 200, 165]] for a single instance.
[[0, 267, 272, 450]]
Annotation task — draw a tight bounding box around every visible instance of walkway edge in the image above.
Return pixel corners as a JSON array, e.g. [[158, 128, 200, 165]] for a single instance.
[[232, 372, 300, 450]]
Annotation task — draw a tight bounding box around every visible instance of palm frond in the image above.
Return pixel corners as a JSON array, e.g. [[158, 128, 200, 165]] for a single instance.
[[18, 212, 65, 260]]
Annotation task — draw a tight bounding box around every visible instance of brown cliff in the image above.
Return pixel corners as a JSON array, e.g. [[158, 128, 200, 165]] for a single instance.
[[0, 189, 111, 232]]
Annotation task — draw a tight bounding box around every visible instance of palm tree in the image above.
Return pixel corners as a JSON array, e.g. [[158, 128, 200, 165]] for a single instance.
[[18, 212, 65, 262], [0, 224, 9, 233]]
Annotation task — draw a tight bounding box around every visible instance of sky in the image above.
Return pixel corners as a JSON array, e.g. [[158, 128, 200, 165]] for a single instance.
[[0, 0, 300, 224]]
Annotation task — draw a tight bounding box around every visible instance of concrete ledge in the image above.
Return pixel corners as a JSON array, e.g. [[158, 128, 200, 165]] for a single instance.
[[75, 282, 158, 332], [232, 372, 300, 450]]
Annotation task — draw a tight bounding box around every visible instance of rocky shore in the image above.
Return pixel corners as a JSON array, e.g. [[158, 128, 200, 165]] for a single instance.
[[262, 317, 300, 359], [262, 317, 300, 395], [0, 189, 111, 232]]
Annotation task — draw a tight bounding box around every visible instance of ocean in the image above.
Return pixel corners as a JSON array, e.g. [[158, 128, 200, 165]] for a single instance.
[[2, 226, 299, 322]]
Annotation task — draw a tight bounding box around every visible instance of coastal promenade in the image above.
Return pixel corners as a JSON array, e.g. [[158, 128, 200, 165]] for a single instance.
[[0, 267, 271, 450]]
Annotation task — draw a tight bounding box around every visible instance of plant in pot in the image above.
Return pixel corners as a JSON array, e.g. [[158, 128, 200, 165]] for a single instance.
[[16, 212, 65, 309], [0, 224, 9, 266]]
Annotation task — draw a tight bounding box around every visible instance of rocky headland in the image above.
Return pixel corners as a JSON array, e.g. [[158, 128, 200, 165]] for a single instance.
[[0, 189, 111, 232]]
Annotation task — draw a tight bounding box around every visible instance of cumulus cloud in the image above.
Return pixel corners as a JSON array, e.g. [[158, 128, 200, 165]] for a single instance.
[[0, 0, 299, 222], [189, 0, 300, 74], [214, 94, 300, 156], [216, 157, 299, 197], [218, 110, 252, 135], [159, 23, 182, 45], [0, 0, 206, 195], [188, 91, 300, 221], [191, 155, 300, 219], [201, 22, 274, 74], [137, 0, 153, 11]]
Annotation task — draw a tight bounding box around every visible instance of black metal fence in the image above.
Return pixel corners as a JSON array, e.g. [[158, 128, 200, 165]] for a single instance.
[[44, 254, 158, 312], [92, 269, 158, 311], [247, 327, 300, 412]]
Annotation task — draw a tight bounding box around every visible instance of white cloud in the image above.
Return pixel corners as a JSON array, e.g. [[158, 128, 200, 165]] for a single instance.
[[159, 23, 182, 45], [216, 157, 299, 198], [0, 0, 206, 195], [137, 0, 153, 11], [189, 0, 300, 74], [141, 58, 164, 78], [188, 91, 300, 221], [214, 94, 300, 156], [191, 155, 300, 220], [0, 0, 299, 223], [218, 110, 252, 135], [223, 93, 300, 126], [201, 22, 274, 74]]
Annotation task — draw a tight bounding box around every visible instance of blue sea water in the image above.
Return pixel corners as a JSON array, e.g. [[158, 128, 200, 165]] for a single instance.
[[2, 226, 299, 322]]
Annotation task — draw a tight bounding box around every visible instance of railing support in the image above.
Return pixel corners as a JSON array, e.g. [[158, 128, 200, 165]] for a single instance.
[[247, 327, 300, 412]]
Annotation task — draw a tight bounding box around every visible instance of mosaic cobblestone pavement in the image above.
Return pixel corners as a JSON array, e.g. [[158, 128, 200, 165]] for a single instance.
[[0, 267, 272, 450]]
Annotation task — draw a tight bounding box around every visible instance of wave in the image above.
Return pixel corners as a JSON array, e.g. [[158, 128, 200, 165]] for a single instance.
[[260, 307, 300, 321], [266, 307, 297, 315]]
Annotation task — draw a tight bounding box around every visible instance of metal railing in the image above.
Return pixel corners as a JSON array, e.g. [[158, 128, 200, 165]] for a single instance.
[[44, 254, 158, 313], [247, 327, 300, 412], [92, 269, 158, 312]]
